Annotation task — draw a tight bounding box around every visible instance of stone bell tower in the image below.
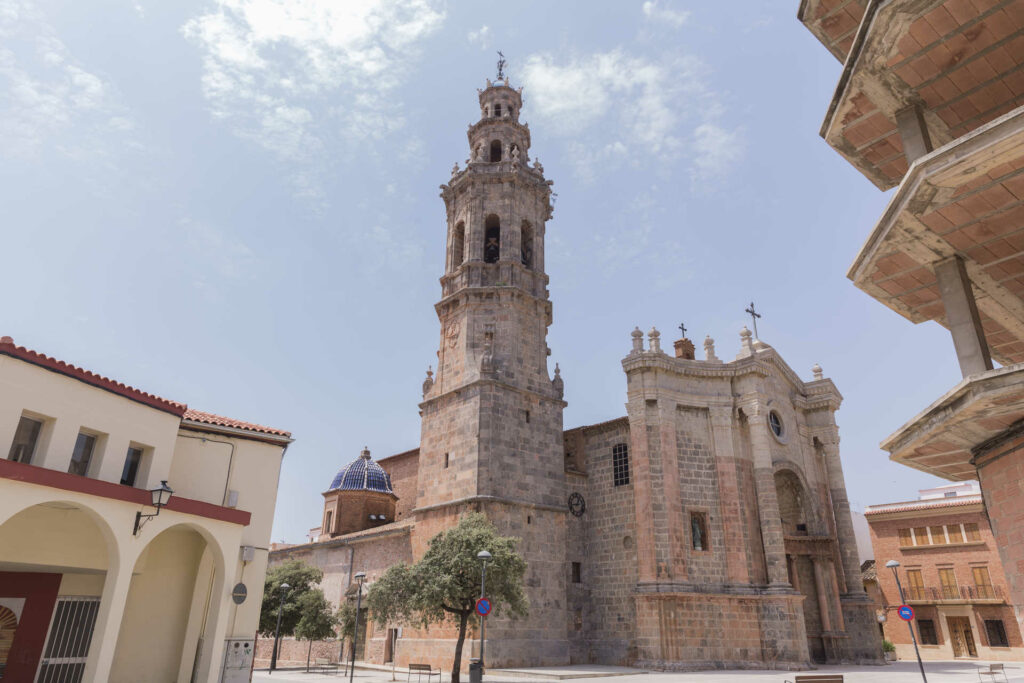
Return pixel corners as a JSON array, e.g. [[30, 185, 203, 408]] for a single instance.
[[416, 71, 569, 665]]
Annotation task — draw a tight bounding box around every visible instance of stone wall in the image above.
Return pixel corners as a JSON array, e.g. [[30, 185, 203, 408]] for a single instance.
[[976, 438, 1024, 638], [377, 449, 420, 522]]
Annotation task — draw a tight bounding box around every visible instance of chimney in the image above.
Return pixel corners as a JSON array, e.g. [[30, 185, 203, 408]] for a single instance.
[[674, 338, 695, 360]]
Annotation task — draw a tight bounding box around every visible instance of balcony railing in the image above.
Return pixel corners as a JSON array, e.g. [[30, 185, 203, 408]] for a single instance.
[[906, 585, 1003, 603]]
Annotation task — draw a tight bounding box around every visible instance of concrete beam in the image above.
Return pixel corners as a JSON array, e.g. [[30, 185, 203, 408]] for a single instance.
[[896, 104, 934, 164], [934, 256, 994, 378]]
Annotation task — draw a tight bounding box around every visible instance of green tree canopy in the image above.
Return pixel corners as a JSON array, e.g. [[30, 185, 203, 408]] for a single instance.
[[295, 589, 338, 671], [258, 559, 324, 637], [366, 512, 527, 683]]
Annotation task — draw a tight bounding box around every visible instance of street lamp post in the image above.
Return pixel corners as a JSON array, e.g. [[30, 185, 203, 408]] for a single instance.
[[349, 572, 366, 683], [477, 550, 491, 673], [269, 582, 291, 674], [886, 560, 927, 683]]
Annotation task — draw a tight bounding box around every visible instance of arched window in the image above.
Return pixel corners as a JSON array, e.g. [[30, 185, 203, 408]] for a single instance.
[[612, 443, 630, 486], [494, 103, 502, 117], [484, 215, 500, 263], [490, 140, 502, 162], [452, 221, 465, 269], [520, 220, 534, 268]]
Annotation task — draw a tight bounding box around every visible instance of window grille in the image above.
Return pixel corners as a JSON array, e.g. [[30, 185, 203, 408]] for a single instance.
[[612, 444, 629, 486], [36, 597, 100, 683]]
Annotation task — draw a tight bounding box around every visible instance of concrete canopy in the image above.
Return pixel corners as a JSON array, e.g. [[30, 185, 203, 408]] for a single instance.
[[821, 0, 1024, 190], [848, 106, 1024, 367]]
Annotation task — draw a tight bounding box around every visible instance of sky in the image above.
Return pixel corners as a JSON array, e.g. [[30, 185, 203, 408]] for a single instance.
[[0, 0, 964, 545]]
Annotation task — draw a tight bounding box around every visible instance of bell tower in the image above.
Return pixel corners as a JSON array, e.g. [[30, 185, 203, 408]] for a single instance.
[[416, 70, 569, 665]]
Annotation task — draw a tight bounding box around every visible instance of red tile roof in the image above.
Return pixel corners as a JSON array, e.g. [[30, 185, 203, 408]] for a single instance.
[[1, 335, 186, 416], [1, 335, 290, 439], [183, 409, 291, 438], [863, 494, 982, 516]]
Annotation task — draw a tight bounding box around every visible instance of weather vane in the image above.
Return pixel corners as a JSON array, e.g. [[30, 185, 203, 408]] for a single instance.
[[497, 51, 506, 80]]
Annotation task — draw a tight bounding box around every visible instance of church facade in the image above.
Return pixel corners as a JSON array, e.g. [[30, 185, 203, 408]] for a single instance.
[[266, 76, 882, 670]]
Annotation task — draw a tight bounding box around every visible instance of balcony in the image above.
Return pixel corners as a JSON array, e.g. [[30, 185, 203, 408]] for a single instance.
[[906, 585, 1005, 605]]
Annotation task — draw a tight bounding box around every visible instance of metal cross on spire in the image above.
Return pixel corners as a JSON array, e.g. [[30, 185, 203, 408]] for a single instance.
[[678, 322, 687, 338], [496, 51, 506, 80], [745, 302, 762, 338]]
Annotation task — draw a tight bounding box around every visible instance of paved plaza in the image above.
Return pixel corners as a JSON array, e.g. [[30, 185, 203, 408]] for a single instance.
[[255, 661, 1024, 683]]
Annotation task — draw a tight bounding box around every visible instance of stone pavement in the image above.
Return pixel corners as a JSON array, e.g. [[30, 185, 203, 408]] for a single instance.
[[254, 661, 1024, 683]]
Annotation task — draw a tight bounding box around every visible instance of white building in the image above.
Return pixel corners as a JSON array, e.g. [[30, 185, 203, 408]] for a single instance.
[[0, 335, 291, 682]]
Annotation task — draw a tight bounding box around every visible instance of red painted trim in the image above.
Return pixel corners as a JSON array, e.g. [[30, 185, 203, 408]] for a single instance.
[[0, 571, 61, 681], [1, 338, 186, 416], [0, 459, 251, 526]]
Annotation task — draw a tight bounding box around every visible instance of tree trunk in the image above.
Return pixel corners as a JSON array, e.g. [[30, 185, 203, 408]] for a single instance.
[[307, 639, 312, 673], [451, 611, 469, 683]]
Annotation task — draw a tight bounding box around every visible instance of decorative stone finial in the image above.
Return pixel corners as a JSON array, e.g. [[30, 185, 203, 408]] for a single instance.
[[704, 335, 720, 362], [552, 363, 564, 399], [451, 162, 459, 176], [812, 363, 823, 380], [630, 327, 644, 354], [736, 326, 755, 359], [648, 327, 662, 354], [360, 447, 371, 459], [422, 366, 434, 397]]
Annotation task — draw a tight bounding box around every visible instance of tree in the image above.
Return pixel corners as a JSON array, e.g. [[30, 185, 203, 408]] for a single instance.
[[366, 512, 527, 683], [336, 600, 356, 662], [258, 560, 324, 637], [294, 589, 338, 672]]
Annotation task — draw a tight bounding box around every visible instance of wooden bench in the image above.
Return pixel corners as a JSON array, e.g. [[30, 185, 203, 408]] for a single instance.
[[408, 663, 441, 683], [785, 676, 844, 683], [313, 658, 339, 674], [978, 663, 1009, 682]]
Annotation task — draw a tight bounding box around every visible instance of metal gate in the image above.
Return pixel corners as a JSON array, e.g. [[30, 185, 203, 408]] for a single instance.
[[35, 597, 100, 683]]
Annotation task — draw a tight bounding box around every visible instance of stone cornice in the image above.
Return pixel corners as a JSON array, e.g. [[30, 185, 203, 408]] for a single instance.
[[419, 375, 566, 410], [412, 494, 566, 515]]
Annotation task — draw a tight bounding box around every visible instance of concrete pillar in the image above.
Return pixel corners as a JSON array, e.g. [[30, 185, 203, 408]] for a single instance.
[[934, 256, 993, 378], [895, 104, 933, 164], [812, 556, 833, 632], [709, 406, 750, 584], [748, 404, 790, 587], [828, 559, 846, 632], [628, 403, 658, 583], [820, 438, 866, 596], [82, 556, 135, 682]]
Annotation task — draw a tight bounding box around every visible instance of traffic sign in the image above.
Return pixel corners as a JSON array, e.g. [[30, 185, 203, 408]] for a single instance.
[[897, 604, 915, 621], [475, 597, 492, 617]]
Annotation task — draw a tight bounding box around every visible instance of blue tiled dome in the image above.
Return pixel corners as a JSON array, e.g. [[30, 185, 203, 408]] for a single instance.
[[329, 448, 394, 494]]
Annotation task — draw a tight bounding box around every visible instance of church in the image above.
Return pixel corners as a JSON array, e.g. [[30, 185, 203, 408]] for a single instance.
[[266, 73, 882, 670]]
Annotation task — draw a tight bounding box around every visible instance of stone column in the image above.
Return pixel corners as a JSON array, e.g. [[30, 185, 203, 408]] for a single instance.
[[828, 559, 846, 631], [747, 403, 790, 587], [628, 402, 658, 583], [709, 406, 749, 584], [820, 436, 867, 596], [658, 401, 687, 580], [812, 556, 833, 633], [934, 255, 993, 378]]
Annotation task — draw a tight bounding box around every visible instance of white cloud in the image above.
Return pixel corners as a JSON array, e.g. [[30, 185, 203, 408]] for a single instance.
[[521, 49, 741, 183], [692, 123, 744, 184], [180, 218, 258, 298], [0, 0, 135, 157], [468, 25, 489, 49], [182, 0, 445, 183], [642, 0, 690, 27]]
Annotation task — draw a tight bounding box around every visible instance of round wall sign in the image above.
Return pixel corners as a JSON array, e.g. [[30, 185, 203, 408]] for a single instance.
[[897, 604, 914, 621], [232, 583, 248, 605], [475, 597, 491, 616]]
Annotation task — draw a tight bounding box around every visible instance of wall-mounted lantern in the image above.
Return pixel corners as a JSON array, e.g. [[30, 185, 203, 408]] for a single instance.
[[133, 480, 174, 535]]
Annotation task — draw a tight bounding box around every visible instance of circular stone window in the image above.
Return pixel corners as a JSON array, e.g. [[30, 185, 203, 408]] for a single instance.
[[769, 410, 785, 440]]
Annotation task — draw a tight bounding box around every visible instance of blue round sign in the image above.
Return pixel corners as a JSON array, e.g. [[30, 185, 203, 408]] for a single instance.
[[475, 597, 491, 617], [898, 605, 915, 621]]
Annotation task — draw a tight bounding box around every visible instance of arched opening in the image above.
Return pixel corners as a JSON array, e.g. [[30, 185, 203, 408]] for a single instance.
[[452, 221, 465, 269], [494, 103, 502, 117], [489, 140, 502, 162], [520, 220, 534, 268], [484, 215, 500, 263], [0, 501, 117, 681], [775, 469, 809, 536], [111, 524, 221, 683]]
